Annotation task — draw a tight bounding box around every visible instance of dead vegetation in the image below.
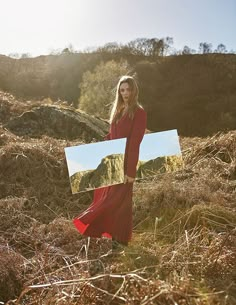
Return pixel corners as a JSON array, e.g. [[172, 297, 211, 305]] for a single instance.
[[0, 92, 235, 304]]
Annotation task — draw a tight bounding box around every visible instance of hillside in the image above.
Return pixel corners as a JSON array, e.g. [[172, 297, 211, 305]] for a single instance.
[[0, 53, 235, 136], [0, 91, 235, 304]]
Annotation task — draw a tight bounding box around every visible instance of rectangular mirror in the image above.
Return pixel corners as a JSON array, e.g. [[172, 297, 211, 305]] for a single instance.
[[64, 129, 182, 194]]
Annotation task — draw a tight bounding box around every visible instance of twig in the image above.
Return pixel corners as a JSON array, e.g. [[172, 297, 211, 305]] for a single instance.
[[141, 289, 168, 305], [44, 203, 60, 217], [28, 272, 148, 289], [87, 282, 126, 302]]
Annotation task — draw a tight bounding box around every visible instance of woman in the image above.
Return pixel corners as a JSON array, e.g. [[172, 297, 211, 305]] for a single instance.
[[73, 75, 147, 247]]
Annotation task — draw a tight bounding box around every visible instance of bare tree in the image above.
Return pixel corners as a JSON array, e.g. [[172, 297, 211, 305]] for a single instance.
[[199, 42, 213, 54], [49, 48, 62, 55], [182, 46, 192, 54], [20, 53, 32, 58], [181, 45, 196, 55], [127, 38, 150, 56], [126, 37, 173, 57], [163, 36, 174, 56], [8, 53, 21, 59], [62, 43, 76, 54], [150, 38, 164, 57], [96, 42, 121, 54], [215, 43, 227, 53]]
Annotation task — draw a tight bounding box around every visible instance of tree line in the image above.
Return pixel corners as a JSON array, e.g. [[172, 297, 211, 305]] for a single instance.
[[7, 37, 234, 59]]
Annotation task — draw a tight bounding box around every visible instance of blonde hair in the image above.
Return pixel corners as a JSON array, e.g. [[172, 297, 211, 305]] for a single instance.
[[109, 75, 143, 124]]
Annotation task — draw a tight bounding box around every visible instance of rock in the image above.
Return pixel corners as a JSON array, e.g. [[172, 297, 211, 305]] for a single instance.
[[4, 104, 109, 141], [137, 155, 183, 178], [70, 154, 184, 193], [70, 153, 125, 193]]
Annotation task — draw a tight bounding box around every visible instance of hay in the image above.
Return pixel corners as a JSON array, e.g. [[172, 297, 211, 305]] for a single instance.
[[183, 130, 236, 168], [0, 245, 25, 302], [0, 136, 92, 222], [0, 94, 235, 304]]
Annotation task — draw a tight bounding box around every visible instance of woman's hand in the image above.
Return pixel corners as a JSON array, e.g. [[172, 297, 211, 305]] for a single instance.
[[124, 174, 135, 184]]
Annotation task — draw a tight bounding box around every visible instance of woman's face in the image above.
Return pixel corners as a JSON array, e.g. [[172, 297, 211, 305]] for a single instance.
[[119, 82, 132, 104]]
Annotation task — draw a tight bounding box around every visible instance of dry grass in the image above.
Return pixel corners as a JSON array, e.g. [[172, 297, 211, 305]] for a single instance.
[[0, 94, 235, 304], [0, 245, 25, 302]]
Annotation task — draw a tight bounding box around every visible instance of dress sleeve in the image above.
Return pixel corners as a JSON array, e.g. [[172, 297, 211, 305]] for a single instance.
[[124, 108, 147, 178]]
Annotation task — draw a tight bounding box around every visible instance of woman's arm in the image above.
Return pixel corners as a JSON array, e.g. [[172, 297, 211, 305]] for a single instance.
[[124, 108, 147, 178]]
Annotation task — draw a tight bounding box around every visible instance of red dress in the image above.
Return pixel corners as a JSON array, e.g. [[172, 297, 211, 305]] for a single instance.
[[73, 107, 147, 244]]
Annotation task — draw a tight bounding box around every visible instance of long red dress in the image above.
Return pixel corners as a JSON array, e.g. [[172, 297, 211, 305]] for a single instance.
[[73, 106, 147, 244]]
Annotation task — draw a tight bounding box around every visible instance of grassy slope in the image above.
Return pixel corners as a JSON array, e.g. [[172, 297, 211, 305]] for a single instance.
[[0, 92, 235, 304]]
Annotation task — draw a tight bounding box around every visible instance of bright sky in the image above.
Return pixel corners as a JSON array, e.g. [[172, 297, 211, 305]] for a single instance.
[[64, 130, 181, 177], [0, 0, 235, 57]]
